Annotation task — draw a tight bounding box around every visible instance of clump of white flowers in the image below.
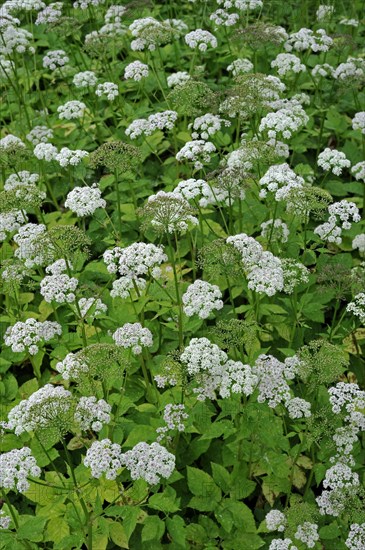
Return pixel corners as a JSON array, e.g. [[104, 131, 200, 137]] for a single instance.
[[0, 447, 41, 493], [0, 510, 11, 529], [284, 28, 333, 53], [317, 148, 351, 176], [352, 162, 365, 182], [120, 442, 175, 485], [259, 104, 309, 140], [42, 49, 69, 70], [227, 58, 253, 76], [4, 319, 62, 355], [104, 242, 168, 279], [126, 111, 178, 139], [156, 404, 188, 442], [176, 140, 216, 170], [189, 113, 231, 140], [13, 223, 52, 268], [65, 184, 106, 217], [210, 9, 239, 27], [55, 147, 89, 167], [112, 323, 153, 354], [182, 279, 223, 319], [316, 4, 334, 21], [34, 142, 58, 161], [74, 397, 111, 432], [259, 164, 304, 200], [95, 82, 119, 101], [57, 100, 87, 120], [219, 360, 258, 399], [333, 57, 365, 81], [78, 297, 107, 318], [84, 439, 122, 480], [269, 538, 298, 550], [124, 60, 149, 81], [311, 63, 334, 79], [260, 219, 289, 243], [352, 234, 365, 253], [352, 111, 365, 134], [167, 71, 190, 88], [0, 210, 27, 242], [56, 352, 89, 380], [141, 191, 198, 234], [271, 53, 306, 77], [184, 29, 217, 51], [73, 71, 98, 88], [26, 125, 53, 145], [35, 2, 63, 25], [40, 259, 78, 303], [266, 509, 287, 531], [347, 293, 365, 323], [345, 523, 365, 550], [294, 522, 320, 548]]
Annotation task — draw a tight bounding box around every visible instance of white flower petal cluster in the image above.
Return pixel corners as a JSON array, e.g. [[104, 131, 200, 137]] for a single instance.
[[0, 26, 35, 55], [0, 510, 11, 529], [281, 259, 309, 294], [311, 63, 334, 79], [105, 5, 126, 23], [269, 538, 298, 550], [73, 0, 105, 8], [0, 210, 27, 242], [75, 397, 111, 432], [174, 178, 232, 207], [65, 184, 106, 217], [56, 352, 89, 380], [227, 233, 263, 269], [126, 111, 178, 139], [35, 2, 63, 25], [286, 397, 311, 419], [352, 111, 365, 134], [104, 242, 168, 278], [0, 134, 25, 148], [42, 49, 68, 70], [7, 384, 73, 435], [4, 319, 61, 355], [294, 523, 319, 548], [5, 0, 45, 11], [217, 0, 262, 9], [55, 147, 89, 167], [184, 29, 217, 51], [110, 276, 147, 299], [181, 337, 228, 376], [284, 28, 333, 52], [210, 9, 239, 27], [120, 442, 175, 485], [124, 60, 149, 81], [182, 279, 223, 319], [219, 359, 258, 398], [189, 113, 231, 140], [95, 82, 119, 101], [0, 447, 41, 493], [34, 142, 58, 161], [40, 270, 78, 303], [156, 403, 188, 442], [352, 233, 365, 252], [227, 58, 253, 76], [314, 219, 342, 245], [352, 161, 365, 182], [5, 171, 39, 190], [345, 523, 365, 550], [78, 297, 107, 318], [145, 191, 199, 233], [331, 425, 359, 466], [13, 222, 53, 268], [271, 53, 306, 76], [316, 4, 334, 21], [57, 100, 87, 120], [252, 354, 301, 408], [260, 218, 289, 243], [84, 439, 122, 479], [328, 200, 360, 229], [73, 71, 98, 88], [333, 57, 365, 81], [26, 125, 53, 145], [339, 18, 359, 27], [266, 509, 287, 532], [347, 294, 365, 323], [112, 322, 153, 355], [176, 140, 216, 170], [128, 17, 170, 51], [259, 104, 309, 140], [323, 463, 359, 491], [167, 71, 190, 88], [317, 148, 351, 176]]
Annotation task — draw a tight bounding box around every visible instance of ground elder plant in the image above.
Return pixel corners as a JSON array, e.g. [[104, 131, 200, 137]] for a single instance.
[[0, 1, 365, 549]]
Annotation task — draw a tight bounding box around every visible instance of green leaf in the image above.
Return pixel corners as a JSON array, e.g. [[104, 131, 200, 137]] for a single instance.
[[211, 462, 231, 493], [148, 487, 180, 513], [45, 518, 70, 543], [18, 516, 47, 542], [166, 516, 186, 547], [141, 515, 165, 542], [187, 466, 222, 502], [108, 521, 129, 548], [319, 522, 341, 539]]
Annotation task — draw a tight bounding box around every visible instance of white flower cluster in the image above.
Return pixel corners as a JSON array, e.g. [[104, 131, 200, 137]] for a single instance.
[[219, 359, 258, 398], [252, 354, 294, 408], [268, 538, 298, 550], [0, 26, 35, 55], [260, 219, 289, 243], [7, 384, 72, 435], [104, 242, 168, 279], [78, 297, 107, 318], [333, 57, 365, 81], [57, 100, 87, 120], [347, 293, 365, 323], [120, 442, 175, 485], [259, 163, 304, 200], [311, 63, 334, 79], [105, 5, 126, 23], [5, 171, 39, 190], [271, 53, 306, 77], [0, 510, 11, 529], [0, 447, 41, 493], [42, 49, 69, 70], [184, 29, 217, 51], [83, 439, 122, 479], [26, 125, 53, 145], [217, 0, 262, 9], [210, 9, 239, 27], [317, 148, 351, 176], [189, 113, 231, 140], [167, 71, 190, 88], [182, 279, 223, 319], [75, 397, 111, 432], [352, 111, 365, 134], [314, 200, 360, 245], [112, 322, 153, 355], [35, 2, 63, 25], [73, 0, 105, 8], [110, 276, 146, 299], [40, 260, 78, 304], [286, 397, 311, 419], [181, 337, 227, 376], [340, 18, 359, 27], [128, 17, 170, 51], [124, 60, 149, 81], [65, 184, 106, 217], [9, 0, 46, 9], [294, 523, 319, 548], [34, 142, 58, 161], [352, 161, 365, 182], [144, 191, 199, 233], [157, 404, 188, 441], [55, 147, 89, 167], [95, 82, 119, 101], [0, 134, 25, 148], [266, 509, 287, 532], [73, 71, 98, 88], [227, 58, 253, 76], [0, 210, 27, 242], [176, 140, 216, 170], [174, 177, 232, 208], [4, 319, 62, 355], [316, 461, 360, 516], [126, 111, 178, 139], [345, 524, 365, 550], [13, 223, 53, 268], [316, 4, 334, 21], [259, 104, 309, 140], [284, 28, 333, 52], [56, 352, 89, 380]]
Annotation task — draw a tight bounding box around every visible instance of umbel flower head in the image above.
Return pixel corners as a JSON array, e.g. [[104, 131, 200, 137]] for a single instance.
[[182, 279, 223, 319], [89, 141, 142, 172], [139, 191, 198, 234], [0, 447, 41, 493], [120, 441, 176, 485], [167, 80, 218, 116]]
